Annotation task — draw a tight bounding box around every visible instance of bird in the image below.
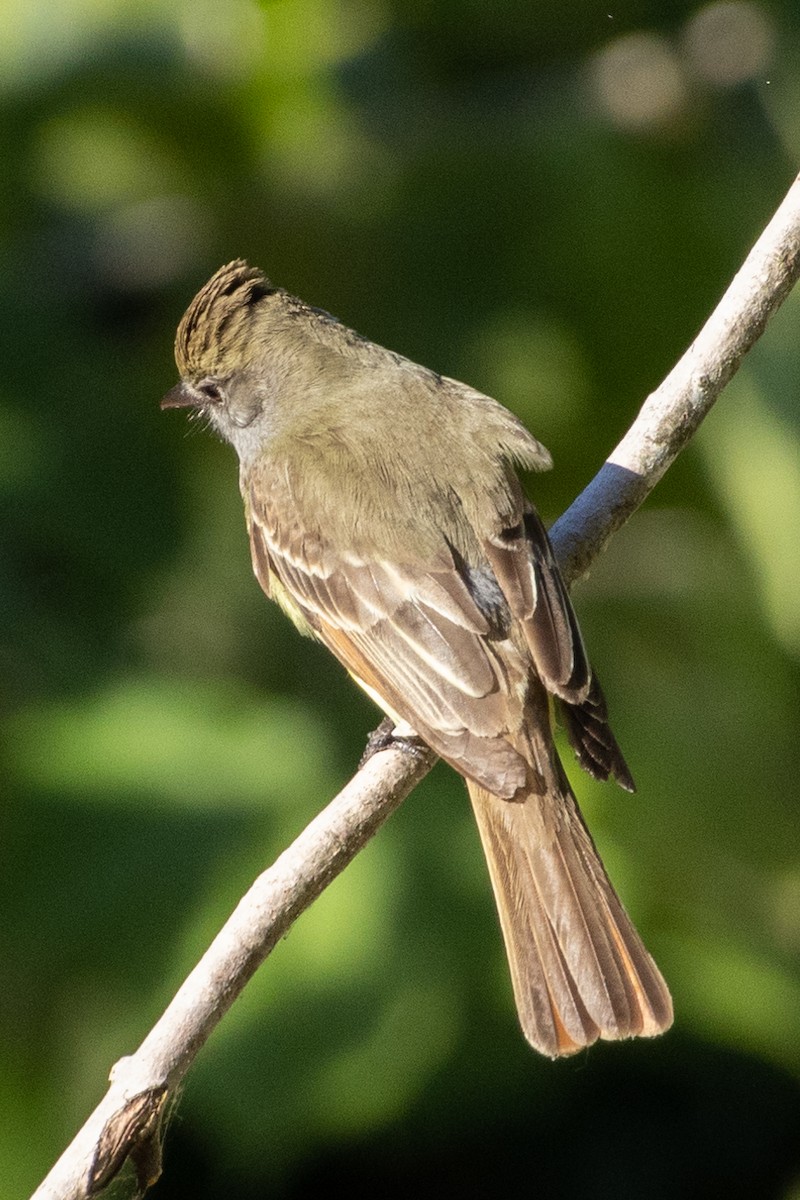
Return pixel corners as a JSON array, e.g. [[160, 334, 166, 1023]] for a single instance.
[[161, 259, 673, 1057]]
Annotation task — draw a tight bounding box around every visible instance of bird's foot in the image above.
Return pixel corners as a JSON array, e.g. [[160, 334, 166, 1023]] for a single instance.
[[359, 717, 427, 769]]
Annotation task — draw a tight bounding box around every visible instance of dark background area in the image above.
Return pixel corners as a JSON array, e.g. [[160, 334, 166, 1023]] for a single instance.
[[3, 1, 800, 1196]]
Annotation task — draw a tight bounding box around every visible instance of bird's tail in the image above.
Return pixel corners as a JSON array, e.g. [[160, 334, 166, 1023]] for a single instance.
[[466, 754, 672, 1057]]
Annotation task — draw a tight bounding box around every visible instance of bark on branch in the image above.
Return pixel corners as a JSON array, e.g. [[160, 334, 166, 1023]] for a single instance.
[[32, 170, 800, 1200]]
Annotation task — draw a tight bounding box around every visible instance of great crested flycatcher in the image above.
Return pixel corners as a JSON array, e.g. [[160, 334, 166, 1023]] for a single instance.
[[162, 260, 672, 1057]]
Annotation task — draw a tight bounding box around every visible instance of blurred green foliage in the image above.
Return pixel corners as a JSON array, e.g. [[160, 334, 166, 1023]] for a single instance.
[[3, 0, 800, 1196]]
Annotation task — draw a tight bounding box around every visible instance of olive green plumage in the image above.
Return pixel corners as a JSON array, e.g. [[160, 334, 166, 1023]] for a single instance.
[[163, 260, 672, 1056]]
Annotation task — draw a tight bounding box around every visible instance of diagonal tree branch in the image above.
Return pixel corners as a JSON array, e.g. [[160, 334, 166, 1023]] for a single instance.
[[551, 171, 800, 583], [32, 170, 800, 1200]]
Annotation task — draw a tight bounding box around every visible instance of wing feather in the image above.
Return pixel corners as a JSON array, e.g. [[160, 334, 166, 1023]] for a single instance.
[[484, 504, 590, 702], [483, 501, 635, 789], [247, 485, 530, 797]]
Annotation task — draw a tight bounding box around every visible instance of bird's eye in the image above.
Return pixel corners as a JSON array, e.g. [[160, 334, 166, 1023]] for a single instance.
[[196, 379, 224, 405]]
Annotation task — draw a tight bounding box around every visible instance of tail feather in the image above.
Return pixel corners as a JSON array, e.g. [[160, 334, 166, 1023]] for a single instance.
[[467, 774, 672, 1057]]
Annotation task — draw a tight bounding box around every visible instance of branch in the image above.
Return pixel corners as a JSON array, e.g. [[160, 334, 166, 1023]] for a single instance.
[[551, 171, 800, 584], [33, 171, 800, 1200], [32, 742, 437, 1200]]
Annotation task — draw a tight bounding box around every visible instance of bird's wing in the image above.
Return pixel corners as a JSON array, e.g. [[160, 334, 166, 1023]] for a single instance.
[[482, 503, 591, 702], [246, 457, 632, 793], [483, 503, 634, 790], [246, 475, 536, 799]]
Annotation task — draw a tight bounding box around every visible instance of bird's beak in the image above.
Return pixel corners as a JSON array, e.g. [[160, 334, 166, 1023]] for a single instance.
[[161, 382, 199, 410]]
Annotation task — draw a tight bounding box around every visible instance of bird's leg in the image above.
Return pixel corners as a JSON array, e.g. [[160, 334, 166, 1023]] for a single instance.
[[359, 716, 428, 769]]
